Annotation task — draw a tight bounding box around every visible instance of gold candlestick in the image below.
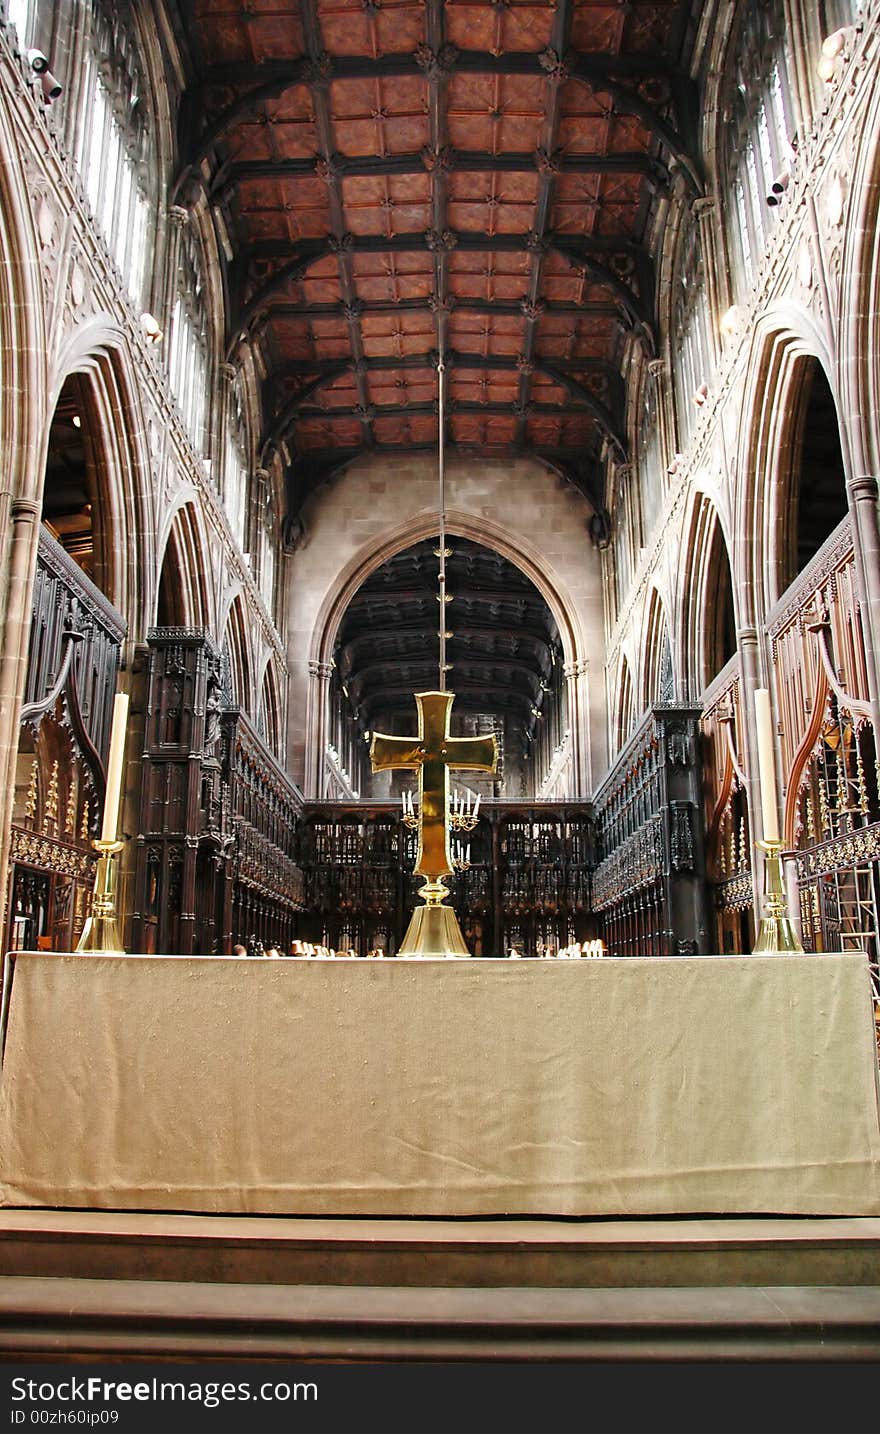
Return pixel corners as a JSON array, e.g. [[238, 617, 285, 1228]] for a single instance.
[[75, 839, 125, 955], [752, 840, 805, 953]]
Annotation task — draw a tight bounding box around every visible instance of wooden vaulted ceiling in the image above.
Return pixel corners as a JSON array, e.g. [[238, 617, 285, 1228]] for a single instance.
[[175, 0, 702, 527]]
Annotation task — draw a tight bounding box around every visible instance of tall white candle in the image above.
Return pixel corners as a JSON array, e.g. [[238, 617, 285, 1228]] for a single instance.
[[101, 691, 129, 843], [472, 793, 480, 819], [753, 687, 780, 843]]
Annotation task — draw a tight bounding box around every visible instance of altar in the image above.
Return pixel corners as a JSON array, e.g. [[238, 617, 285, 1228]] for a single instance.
[[0, 950, 878, 1218]]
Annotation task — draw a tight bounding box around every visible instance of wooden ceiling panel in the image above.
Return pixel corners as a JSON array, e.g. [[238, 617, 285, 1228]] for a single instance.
[[353, 262, 433, 306], [450, 413, 520, 448], [624, 2, 687, 53], [184, 0, 699, 525], [359, 312, 436, 359], [443, 2, 557, 55], [372, 414, 438, 446], [234, 182, 332, 243], [569, 1, 627, 50], [296, 416, 364, 449], [529, 374, 573, 407], [448, 314, 524, 355], [315, 0, 374, 56], [296, 271, 346, 305], [262, 321, 321, 364], [330, 76, 430, 156], [341, 174, 433, 237], [450, 369, 519, 401], [313, 376, 360, 411], [264, 86, 318, 128]]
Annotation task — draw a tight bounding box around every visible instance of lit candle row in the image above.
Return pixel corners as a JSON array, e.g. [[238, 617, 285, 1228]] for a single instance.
[[451, 788, 480, 818]]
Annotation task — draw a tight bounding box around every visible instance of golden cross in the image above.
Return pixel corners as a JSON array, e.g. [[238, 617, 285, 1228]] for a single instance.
[[370, 691, 497, 880]]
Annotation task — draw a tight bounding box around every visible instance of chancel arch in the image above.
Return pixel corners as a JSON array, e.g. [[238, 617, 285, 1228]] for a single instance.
[[299, 490, 601, 801]]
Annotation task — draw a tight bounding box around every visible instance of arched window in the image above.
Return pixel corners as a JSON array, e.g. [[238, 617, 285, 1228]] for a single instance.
[[720, 0, 795, 295], [74, 0, 157, 309], [6, 0, 33, 44], [168, 216, 211, 453]]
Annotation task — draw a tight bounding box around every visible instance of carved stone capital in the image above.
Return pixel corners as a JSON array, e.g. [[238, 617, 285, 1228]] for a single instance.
[[168, 204, 190, 230], [847, 474, 879, 504], [309, 660, 333, 681]]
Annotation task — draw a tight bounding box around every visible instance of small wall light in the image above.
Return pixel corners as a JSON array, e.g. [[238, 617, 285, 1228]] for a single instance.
[[139, 312, 163, 344], [719, 305, 740, 337]]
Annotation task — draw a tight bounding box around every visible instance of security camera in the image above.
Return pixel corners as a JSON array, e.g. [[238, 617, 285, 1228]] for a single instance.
[[26, 48, 50, 73], [766, 172, 790, 207], [40, 71, 62, 101]]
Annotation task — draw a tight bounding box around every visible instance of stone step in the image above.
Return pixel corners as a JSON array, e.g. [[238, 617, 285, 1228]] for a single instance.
[[0, 1212, 879, 1290], [0, 1275, 879, 1361]]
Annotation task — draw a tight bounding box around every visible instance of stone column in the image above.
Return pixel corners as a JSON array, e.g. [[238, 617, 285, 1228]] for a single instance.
[[846, 475, 880, 732], [162, 205, 189, 342], [305, 659, 333, 799], [691, 196, 722, 368], [564, 657, 591, 798], [0, 498, 42, 929], [736, 625, 765, 937]]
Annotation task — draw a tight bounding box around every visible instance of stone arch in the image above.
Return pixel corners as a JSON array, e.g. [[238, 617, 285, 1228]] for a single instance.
[[614, 656, 636, 753], [735, 312, 840, 623], [641, 587, 674, 709], [840, 61, 880, 479], [155, 501, 210, 631], [44, 336, 150, 624], [257, 656, 283, 757], [679, 490, 737, 700], [303, 507, 594, 800], [222, 594, 252, 713]]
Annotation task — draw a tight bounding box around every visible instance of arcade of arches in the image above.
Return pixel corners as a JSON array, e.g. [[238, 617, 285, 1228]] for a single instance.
[[2, 0, 880, 979]]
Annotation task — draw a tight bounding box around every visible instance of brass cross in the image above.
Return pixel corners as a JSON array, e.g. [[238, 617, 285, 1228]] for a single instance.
[[370, 691, 497, 880]]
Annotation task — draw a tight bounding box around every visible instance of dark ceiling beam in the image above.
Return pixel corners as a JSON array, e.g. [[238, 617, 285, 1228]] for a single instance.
[[347, 655, 544, 695], [357, 679, 537, 719], [211, 149, 669, 189], [514, 0, 573, 448], [229, 232, 650, 357], [337, 624, 555, 671], [423, 0, 452, 449], [260, 296, 622, 322], [294, 399, 609, 423], [261, 350, 624, 460], [297, 0, 374, 450], [174, 50, 699, 201]]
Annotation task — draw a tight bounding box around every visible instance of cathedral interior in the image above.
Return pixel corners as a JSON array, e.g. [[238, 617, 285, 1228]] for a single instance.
[[0, 0, 877, 973], [2, 0, 880, 1370]]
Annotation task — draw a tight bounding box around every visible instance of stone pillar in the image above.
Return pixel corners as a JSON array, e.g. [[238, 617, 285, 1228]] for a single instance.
[[691, 196, 722, 368], [305, 659, 333, 799], [736, 626, 765, 936], [647, 358, 673, 473], [846, 475, 880, 732], [0, 498, 41, 929], [563, 657, 591, 798], [162, 205, 189, 340]]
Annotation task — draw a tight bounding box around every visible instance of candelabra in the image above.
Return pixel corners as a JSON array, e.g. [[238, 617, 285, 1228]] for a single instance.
[[75, 838, 125, 955], [752, 840, 805, 952], [400, 786, 482, 832]]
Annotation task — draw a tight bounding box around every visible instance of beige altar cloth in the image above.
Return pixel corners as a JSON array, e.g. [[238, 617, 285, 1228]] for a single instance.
[[0, 951, 878, 1216]]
